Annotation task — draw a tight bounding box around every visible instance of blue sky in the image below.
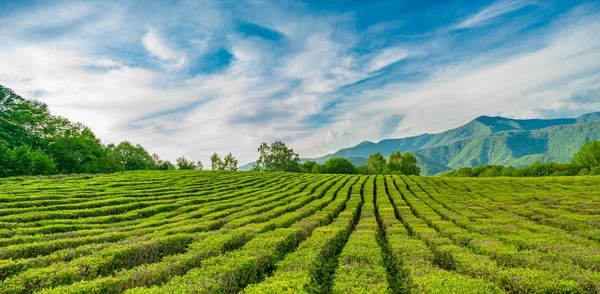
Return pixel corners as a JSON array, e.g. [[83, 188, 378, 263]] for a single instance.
[[1, 0, 599, 164]]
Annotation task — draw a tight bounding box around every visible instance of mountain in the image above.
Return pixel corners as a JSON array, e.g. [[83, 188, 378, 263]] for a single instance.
[[309, 112, 600, 175]]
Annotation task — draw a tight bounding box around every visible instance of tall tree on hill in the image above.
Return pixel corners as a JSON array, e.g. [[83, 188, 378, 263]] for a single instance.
[[572, 140, 600, 169], [300, 161, 318, 173], [176, 156, 202, 170], [1, 87, 52, 149], [254, 140, 300, 172], [113, 141, 154, 171], [152, 153, 174, 170], [223, 153, 238, 171], [367, 152, 386, 174], [400, 153, 420, 175], [387, 151, 402, 173], [322, 158, 356, 174], [210, 153, 224, 170], [47, 121, 106, 174]]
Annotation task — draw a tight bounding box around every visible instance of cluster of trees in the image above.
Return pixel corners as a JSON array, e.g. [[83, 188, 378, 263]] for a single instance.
[[361, 151, 420, 175], [0, 86, 236, 177], [443, 141, 600, 177], [252, 141, 301, 172], [252, 141, 420, 175], [210, 152, 238, 171]]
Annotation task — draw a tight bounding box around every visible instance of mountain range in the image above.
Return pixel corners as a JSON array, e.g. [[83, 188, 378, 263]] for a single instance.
[[241, 112, 600, 175]]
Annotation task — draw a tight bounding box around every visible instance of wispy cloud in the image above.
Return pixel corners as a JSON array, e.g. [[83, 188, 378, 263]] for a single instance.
[[455, 0, 535, 29], [368, 46, 416, 72], [142, 30, 186, 71], [0, 0, 598, 165]]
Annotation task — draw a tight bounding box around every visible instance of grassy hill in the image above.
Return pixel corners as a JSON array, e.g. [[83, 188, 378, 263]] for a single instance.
[[1, 171, 599, 293]]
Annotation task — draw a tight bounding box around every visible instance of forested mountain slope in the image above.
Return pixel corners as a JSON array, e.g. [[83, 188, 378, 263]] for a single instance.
[[311, 112, 600, 175]]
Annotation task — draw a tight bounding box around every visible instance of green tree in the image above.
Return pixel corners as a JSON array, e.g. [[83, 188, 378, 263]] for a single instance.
[[1, 144, 56, 176], [222, 153, 238, 171], [387, 151, 402, 173], [152, 153, 174, 170], [367, 152, 386, 174], [254, 141, 300, 172], [0, 141, 10, 177], [322, 158, 356, 174], [47, 123, 106, 174], [176, 156, 198, 170], [400, 152, 420, 175], [572, 140, 600, 169], [1, 87, 52, 149], [356, 165, 369, 175], [114, 141, 154, 171], [210, 153, 223, 170], [300, 161, 318, 173]]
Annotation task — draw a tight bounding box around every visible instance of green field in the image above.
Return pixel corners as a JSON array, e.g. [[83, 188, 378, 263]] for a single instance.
[[0, 172, 599, 293]]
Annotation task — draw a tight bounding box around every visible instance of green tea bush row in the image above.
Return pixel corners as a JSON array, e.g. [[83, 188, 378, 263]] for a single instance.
[[331, 176, 391, 294]]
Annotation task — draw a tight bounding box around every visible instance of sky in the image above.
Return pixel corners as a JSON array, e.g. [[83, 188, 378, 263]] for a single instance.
[[1, 0, 600, 165]]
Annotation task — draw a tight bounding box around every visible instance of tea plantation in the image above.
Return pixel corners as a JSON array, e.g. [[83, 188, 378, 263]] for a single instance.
[[0, 171, 599, 293]]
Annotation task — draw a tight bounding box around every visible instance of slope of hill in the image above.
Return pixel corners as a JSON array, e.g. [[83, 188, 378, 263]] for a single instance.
[[2, 172, 599, 292], [309, 112, 600, 175]]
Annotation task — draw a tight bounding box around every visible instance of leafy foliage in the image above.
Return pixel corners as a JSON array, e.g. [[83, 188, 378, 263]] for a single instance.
[[223, 153, 238, 171], [253, 140, 300, 172], [176, 157, 203, 170], [300, 161, 318, 173], [443, 140, 600, 177], [367, 152, 386, 174], [321, 158, 357, 174], [210, 153, 223, 170], [572, 140, 600, 169], [0, 85, 212, 177]]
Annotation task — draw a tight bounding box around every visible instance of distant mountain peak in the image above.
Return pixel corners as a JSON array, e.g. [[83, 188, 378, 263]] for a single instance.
[[356, 141, 374, 147], [309, 111, 600, 175], [577, 111, 600, 123]]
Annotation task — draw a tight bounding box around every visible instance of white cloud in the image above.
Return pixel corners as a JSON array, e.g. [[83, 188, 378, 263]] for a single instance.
[[327, 13, 600, 144], [1, 0, 599, 167], [455, 0, 534, 29], [142, 30, 186, 71], [368, 46, 415, 72], [305, 129, 357, 158]]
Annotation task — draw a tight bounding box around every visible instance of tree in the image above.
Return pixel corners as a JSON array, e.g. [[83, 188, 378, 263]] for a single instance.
[[254, 141, 300, 172], [400, 152, 420, 175], [322, 158, 356, 174], [387, 151, 402, 173], [223, 153, 238, 171], [152, 153, 174, 170], [114, 141, 154, 171], [176, 156, 201, 170], [0, 144, 56, 176], [367, 152, 386, 174], [300, 161, 318, 173], [356, 165, 369, 175], [47, 123, 106, 174], [211, 153, 223, 170], [211, 152, 237, 171], [572, 140, 600, 169], [0, 141, 10, 177]]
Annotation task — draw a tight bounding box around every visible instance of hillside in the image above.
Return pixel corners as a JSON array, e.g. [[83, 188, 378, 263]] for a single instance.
[[309, 112, 600, 175], [1, 171, 599, 293]]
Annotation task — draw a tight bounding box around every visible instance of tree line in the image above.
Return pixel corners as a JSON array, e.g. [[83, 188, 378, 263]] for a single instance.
[[443, 140, 600, 177], [251, 140, 420, 175], [0, 86, 237, 177]]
